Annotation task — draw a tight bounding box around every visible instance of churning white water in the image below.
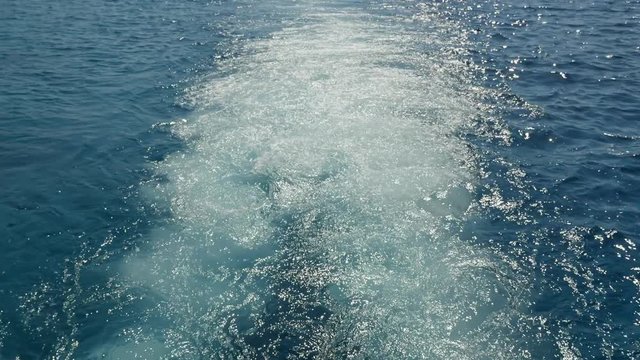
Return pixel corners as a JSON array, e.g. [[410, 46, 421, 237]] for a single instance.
[[100, 4, 528, 359]]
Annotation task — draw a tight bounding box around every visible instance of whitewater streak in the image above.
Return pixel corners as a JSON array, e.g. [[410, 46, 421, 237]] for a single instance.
[[102, 4, 526, 359]]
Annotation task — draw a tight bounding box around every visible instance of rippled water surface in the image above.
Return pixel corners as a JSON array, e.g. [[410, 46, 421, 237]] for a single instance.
[[1, 0, 639, 359]]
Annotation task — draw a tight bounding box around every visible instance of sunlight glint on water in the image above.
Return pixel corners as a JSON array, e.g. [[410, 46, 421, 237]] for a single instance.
[[98, 8, 531, 359]]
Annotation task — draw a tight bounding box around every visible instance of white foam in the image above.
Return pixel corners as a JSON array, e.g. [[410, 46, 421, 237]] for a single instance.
[[108, 6, 523, 359]]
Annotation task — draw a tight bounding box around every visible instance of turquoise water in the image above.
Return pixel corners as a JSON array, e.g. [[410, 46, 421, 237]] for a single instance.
[[1, 0, 639, 358]]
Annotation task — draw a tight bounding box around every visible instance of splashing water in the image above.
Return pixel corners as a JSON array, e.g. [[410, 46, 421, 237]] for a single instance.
[[99, 5, 527, 359]]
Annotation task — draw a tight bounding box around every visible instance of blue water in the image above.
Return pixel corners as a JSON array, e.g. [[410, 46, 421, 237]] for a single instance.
[[1, 0, 639, 358]]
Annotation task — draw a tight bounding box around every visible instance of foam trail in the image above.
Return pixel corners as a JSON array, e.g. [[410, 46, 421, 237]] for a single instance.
[[100, 4, 523, 359]]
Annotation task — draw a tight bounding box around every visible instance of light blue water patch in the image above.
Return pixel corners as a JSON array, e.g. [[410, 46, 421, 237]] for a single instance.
[[107, 7, 502, 359]]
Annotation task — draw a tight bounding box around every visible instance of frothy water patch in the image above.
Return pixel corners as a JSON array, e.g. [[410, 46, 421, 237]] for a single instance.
[[100, 6, 525, 359]]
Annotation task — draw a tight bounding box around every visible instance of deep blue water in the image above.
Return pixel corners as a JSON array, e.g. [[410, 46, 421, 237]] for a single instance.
[[1, 0, 639, 358]]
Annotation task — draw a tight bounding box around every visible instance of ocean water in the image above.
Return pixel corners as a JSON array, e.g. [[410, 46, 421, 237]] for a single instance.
[[1, 0, 639, 358]]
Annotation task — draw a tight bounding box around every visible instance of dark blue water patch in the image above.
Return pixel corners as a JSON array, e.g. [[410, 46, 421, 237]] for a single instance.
[[474, 0, 640, 232], [0, 0, 258, 357], [452, 0, 640, 357]]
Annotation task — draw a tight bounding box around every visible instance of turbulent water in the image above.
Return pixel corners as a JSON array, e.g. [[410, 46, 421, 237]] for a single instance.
[[1, 0, 639, 359]]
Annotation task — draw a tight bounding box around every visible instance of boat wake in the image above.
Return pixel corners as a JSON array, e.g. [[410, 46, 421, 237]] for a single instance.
[[95, 3, 529, 359]]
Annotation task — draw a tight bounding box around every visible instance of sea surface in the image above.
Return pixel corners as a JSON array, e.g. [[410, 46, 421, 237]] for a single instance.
[[1, 0, 639, 359]]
